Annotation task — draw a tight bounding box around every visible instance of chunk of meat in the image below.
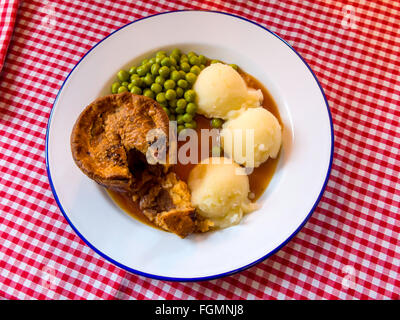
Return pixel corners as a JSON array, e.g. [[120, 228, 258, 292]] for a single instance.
[[140, 172, 196, 238]]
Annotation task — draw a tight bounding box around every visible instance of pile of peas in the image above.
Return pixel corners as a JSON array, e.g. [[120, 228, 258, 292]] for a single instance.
[[111, 49, 240, 133], [111, 49, 210, 133]]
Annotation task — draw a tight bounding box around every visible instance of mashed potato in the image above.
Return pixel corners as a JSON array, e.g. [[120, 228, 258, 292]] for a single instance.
[[193, 63, 263, 119], [188, 157, 257, 228], [221, 107, 282, 168]]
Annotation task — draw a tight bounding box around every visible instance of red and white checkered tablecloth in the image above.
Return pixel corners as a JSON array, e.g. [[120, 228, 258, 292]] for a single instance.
[[0, 0, 399, 300]]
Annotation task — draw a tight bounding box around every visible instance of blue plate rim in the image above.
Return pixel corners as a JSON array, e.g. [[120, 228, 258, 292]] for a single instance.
[[45, 9, 334, 282]]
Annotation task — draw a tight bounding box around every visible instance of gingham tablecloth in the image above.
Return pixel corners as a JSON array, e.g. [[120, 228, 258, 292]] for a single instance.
[[0, 0, 399, 300]]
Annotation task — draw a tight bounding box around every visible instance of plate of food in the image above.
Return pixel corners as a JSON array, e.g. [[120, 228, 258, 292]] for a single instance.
[[46, 10, 333, 281]]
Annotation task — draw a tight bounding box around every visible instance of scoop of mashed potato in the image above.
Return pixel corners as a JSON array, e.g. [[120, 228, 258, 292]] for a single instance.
[[221, 107, 282, 168], [188, 157, 257, 228], [193, 63, 263, 119]]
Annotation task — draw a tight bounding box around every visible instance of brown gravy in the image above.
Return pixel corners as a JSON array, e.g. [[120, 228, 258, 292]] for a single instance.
[[241, 71, 281, 200], [108, 70, 282, 225], [108, 189, 162, 229]]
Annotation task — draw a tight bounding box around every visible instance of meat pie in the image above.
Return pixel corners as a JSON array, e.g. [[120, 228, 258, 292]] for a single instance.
[[71, 92, 197, 237]]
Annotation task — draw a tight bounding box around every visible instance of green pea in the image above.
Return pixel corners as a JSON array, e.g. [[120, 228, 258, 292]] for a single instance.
[[111, 82, 120, 94], [211, 59, 220, 64], [229, 64, 239, 71], [170, 70, 181, 82], [151, 83, 162, 94], [169, 99, 177, 108], [164, 79, 176, 90], [143, 88, 155, 99], [177, 79, 188, 89], [176, 87, 184, 98], [141, 58, 149, 65], [128, 83, 133, 90], [185, 72, 197, 85], [161, 57, 172, 67], [180, 62, 190, 72], [186, 102, 197, 115], [130, 73, 139, 81], [177, 114, 185, 124], [155, 76, 166, 86], [187, 51, 196, 57], [171, 48, 181, 57], [184, 89, 196, 102], [199, 55, 207, 65], [170, 54, 180, 63], [121, 81, 129, 87], [182, 113, 193, 123], [118, 86, 128, 93], [156, 92, 167, 103], [151, 63, 160, 76], [180, 55, 189, 63], [189, 55, 200, 66], [130, 86, 142, 95], [200, 64, 206, 70], [165, 89, 176, 101], [159, 66, 170, 78], [185, 120, 197, 129], [136, 65, 147, 76], [131, 77, 143, 87], [149, 57, 156, 64], [156, 50, 167, 57], [211, 118, 223, 128], [129, 66, 137, 75], [144, 63, 152, 73], [175, 106, 185, 114], [190, 65, 201, 75], [144, 73, 154, 86], [177, 98, 187, 109], [177, 125, 185, 133], [117, 70, 129, 82], [155, 54, 165, 64], [179, 70, 186, 79]]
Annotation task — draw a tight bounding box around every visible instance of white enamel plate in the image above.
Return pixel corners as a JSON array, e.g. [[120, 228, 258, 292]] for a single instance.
[[46, 11, 333, 281]]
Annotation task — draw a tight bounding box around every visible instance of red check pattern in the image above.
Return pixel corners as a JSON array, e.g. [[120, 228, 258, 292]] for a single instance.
[[0, 0, 399, 300]]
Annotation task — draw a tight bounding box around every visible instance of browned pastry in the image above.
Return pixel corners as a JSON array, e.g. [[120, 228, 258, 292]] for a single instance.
[[70, 92, 197, 237]]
